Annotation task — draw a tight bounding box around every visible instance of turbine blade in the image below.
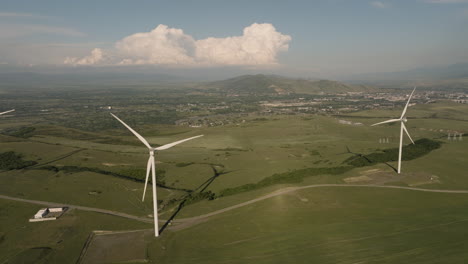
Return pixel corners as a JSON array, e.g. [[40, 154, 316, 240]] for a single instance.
[[371, 119, 401, 126], [142, 156, 152, 201], [400, 87, 416, 119], [110, 113, 152, 149], [0, 109, 15, 115], [154, 135, 204, 150], [402, 122, 415, 144]]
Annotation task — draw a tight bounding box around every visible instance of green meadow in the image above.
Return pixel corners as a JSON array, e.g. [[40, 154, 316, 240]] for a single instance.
[[1, 100, 467, 263], [0, 199, 150, 264], [151, 187, 468, 264]]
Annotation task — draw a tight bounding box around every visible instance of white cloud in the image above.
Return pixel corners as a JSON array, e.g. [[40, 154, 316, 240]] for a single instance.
[[196, 23, 291, 65], [370, 1, 388, 8], [65, 23, 291, 67], [115, 24, 196, 65], [64, 48, 104, 65]]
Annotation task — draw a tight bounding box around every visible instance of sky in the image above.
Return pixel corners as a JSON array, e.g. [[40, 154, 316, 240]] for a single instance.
[[1, 0, 468, 79]]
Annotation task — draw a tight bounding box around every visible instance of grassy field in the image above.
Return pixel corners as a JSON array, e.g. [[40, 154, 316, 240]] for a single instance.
[[1, 102, 467, 213], [151, 187, 468, 264], [0, 199, 150, 264], [1, 99, 467, 263]]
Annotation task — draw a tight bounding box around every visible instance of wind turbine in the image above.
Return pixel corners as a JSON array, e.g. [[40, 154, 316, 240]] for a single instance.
[[0, 109, 15, 116], [111, 113, 203, 237], [371, 87, 416, 174]]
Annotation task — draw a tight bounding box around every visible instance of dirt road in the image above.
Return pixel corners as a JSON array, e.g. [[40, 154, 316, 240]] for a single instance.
[[3, 184, 468, 230], [0, 194, 152, 223]]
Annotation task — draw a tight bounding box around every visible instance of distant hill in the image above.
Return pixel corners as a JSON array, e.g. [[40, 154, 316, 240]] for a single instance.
[[202, 74, 376, 95]]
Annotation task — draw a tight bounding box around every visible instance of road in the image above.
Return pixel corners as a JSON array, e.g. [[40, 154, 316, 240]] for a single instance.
[[167, 184, 468, 230], [0, 194, 152, 223], [3, 184, 468, 230]]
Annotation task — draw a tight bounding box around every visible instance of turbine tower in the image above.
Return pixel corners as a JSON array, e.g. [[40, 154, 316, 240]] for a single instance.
[[111, 113, 203, 237], [372, 87, 416, 174], [0, 109, 15, 116]]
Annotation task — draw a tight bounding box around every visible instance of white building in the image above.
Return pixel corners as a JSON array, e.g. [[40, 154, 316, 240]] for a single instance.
[[34, 208, 49, 219], [30, 207, 66, 222], [48, 207, 64, 213]]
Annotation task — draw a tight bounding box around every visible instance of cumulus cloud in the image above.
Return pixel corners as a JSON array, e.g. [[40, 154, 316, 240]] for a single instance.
[[65, 23, 291, 67], [196, 23, 291, 65], [64, 48, 104, 65], [115, 24, 196, 65]]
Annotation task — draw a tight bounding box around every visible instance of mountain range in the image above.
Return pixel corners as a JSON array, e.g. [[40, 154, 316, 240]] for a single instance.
[[202, 74, 376, 95]]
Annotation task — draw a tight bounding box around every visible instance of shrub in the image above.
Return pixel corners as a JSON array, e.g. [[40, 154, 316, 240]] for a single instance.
[[345, 138, 442, 167], [0, 151, 37, 170]]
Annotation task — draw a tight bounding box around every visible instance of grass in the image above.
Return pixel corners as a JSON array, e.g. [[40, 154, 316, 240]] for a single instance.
[[0, 199, 150, 264], [219, 166, 351, 197], [1, 108, 466, 213], [78, 230, 151, 264], [343, 100, 468, 122], [0, 151, 37, 170], [1, 99, 468, 263], [0, 169, 157, 216], [150, 187, 468, 264], [344, 138, 442, 167]]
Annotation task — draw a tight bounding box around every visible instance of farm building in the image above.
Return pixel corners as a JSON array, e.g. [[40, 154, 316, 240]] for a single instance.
[[34, 208, 49, 219], [29, 207, 67, 222]]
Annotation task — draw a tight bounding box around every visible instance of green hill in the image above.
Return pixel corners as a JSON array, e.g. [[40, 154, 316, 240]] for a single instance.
[[202, 74, 376, 95]]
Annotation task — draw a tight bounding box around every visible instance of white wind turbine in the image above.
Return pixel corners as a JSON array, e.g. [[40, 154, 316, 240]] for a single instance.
[[371, 87, 416, 174], [0, 109, 15, 116], [111, 113, 203, 237]]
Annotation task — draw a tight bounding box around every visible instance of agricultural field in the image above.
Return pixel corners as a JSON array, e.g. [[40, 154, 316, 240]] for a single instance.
[[1, 87, 467, 263]]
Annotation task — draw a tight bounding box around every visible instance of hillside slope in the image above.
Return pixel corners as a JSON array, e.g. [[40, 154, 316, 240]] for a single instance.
[[202, 74, 376, 94]]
